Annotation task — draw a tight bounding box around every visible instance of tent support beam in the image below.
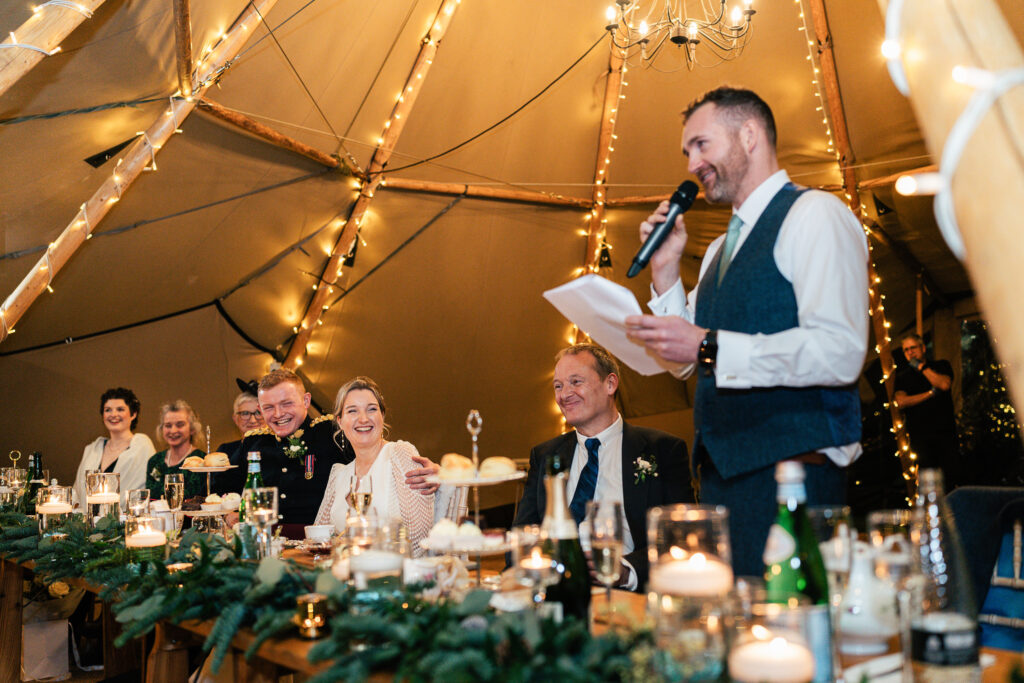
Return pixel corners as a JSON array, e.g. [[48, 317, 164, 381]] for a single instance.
[[808, 0, 916, 497], [878, 0, 1024, 417], [0, 0, 279, 344], [198, 99, 343, 170], [381, 177, 589, 208], [173, 0, 193, 99], [283, 0, 461, 369], [863, 220, 950, 307], [0, 0, 106, 98]]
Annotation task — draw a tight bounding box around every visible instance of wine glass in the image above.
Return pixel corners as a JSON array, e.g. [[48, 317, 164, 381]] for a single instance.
[[808, 505, 853, 681], [348, 473, 373, 518], [243, 486, 279, 558], [126, 488, 151, 517], [586, 500, 624, 618], [869, 509, 916, 683]]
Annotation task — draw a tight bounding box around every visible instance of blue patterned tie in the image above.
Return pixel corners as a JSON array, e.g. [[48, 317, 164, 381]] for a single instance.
[[717, 214, 744, 285], [569, 437, 601, 524]]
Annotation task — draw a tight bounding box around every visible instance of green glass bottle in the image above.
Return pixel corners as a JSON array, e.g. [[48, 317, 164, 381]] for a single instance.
[[763, 460, 831, 682], [540, 449, 591, 624], [237, 451, 264, 522]]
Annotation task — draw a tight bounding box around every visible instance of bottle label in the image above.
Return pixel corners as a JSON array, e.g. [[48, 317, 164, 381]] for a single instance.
[[911, 625, 979, 666], [763, 523, 796, 565], [248, 464, 259, 474]]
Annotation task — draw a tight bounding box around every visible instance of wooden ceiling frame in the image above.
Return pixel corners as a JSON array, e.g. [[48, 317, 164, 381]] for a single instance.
[[0, 0, 107, 98], [0, 0, 279, 344], [282, 0, 462, 369], [173, 0, 193, 100], [808, 0, 917, 496]]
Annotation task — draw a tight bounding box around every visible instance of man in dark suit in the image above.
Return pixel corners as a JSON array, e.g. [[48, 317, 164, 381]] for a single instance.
[[512, 343, 693, 591]]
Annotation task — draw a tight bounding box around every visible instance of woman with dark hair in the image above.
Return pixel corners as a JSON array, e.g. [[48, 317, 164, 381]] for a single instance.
[[73, 387, 156, 508]]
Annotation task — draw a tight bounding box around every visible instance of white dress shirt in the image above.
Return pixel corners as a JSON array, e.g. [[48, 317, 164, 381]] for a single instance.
[[566, 415, 639, 589], [648, 170, 869, 466]]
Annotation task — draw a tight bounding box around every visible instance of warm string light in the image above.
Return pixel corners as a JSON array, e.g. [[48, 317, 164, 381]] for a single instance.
[[0, 306, 12, 336], [793, 0, 835, 156], [0, 30, 61, 56], [44, 243, 55, 293]]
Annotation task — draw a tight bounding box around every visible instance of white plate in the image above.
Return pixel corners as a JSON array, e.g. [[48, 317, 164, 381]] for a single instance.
[[424, 470, 525, 486], [420, 537, 511, 554], [181, 465, 238, 473]]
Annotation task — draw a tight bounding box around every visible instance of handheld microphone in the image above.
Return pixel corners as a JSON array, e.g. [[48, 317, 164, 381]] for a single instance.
[[626, 180, 699, 278]]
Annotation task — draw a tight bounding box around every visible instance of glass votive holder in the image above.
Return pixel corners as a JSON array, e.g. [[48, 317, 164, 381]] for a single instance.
[[349, 529, 405, 593], [646, 505, 734, 682], [85, 471, 120, 526], [36, 484, 73, 536], [296, 593, 329, 639], [125, 514, 167, 563], [729, 596, 819, 683], [126, 488, 151, 517]]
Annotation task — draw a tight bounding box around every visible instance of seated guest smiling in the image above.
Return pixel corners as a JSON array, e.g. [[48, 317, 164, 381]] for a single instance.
[[512, 343, 693, 591], [74, 387, 155, 509], [314, 377, 444, 556], [145, 400, 207, 500], [236, 369, 439, 533], [213, 381, 264, 493]]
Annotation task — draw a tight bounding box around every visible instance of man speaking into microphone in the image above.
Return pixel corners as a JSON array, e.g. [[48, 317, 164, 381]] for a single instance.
[[625, 86, 869, 576]]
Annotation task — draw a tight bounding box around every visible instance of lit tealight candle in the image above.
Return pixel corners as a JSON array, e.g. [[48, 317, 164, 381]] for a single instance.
[[36, 502, 73, 515], [125, 530, 167, 548], [520, 547, 550, 571], [649, 547, 733, 596], [728, 626, 815, 683], [86, 492, 120, 504]]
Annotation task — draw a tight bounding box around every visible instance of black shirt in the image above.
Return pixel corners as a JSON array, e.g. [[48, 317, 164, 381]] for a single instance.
[[895, 359, 957, 436]]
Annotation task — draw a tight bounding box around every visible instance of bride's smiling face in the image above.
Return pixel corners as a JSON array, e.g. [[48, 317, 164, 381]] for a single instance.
[[338, 389, 384, 451]]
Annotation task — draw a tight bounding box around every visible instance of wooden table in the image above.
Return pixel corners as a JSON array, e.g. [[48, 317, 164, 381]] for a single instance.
[[4, 554, 1022, 682]]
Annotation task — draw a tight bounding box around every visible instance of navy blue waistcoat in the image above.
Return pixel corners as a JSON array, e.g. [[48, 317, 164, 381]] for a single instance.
[[693, 185, 861, 479]]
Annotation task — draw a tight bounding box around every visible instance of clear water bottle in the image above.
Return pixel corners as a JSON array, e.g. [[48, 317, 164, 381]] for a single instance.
[[910, 469, 980, 683]]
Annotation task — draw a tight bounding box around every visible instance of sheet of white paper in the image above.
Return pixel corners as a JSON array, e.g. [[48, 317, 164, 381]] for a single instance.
[[543, 274, 679, 376]]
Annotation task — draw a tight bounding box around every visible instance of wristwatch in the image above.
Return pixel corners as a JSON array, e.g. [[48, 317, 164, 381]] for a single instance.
[[698, 329, 718, 373]]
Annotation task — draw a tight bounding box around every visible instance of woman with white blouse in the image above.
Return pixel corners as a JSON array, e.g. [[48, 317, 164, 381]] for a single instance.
[[314, 377, 441, 556], [73, 387, 155, 509]]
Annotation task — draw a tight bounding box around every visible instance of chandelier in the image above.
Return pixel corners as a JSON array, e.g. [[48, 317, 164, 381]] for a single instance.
[[604, 0, 756, 70]]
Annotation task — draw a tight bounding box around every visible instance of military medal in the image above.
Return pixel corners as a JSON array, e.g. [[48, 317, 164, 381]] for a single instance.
[[305, 453, 314, 480]]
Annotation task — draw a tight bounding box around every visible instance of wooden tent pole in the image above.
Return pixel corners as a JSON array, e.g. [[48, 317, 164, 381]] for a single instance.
[[916, 274, 924, 337], [808, 0, 917, 496], [878, 0, 1024, 411], [0, 0, 279, 344], [0, 0, 106, 98], [198, 99, 343, 170], [381, 177, 589, 208], [282, 0, 461, 369], [571, 47, 626, 345], [172, 0, 193, 99]]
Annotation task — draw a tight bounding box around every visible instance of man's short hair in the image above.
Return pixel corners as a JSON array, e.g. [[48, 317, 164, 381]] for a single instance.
[[556, 343, 620, 381], [259, 368, 305, 393], [902, 333, 925, 348], [683, 86, 777, 148]]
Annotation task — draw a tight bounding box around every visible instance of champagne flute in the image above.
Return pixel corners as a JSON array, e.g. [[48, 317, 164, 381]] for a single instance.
[[586, 500, 625, 618], [348, 473, 373, 518], [869, 509, 916, 683], [164, 474, 184, 511], [127, 488, 151, 517]]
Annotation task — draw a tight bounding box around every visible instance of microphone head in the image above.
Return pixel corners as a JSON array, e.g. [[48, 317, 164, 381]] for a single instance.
[[670, 180, 700, 210]]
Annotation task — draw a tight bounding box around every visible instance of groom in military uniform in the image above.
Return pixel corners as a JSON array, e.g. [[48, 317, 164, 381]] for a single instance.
[[228, 368, 438, 532]]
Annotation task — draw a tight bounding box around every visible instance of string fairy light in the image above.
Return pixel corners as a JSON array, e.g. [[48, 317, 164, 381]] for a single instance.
[[34, 0, 93, 17], [0, 30, 62, 56], [0, 306, 12, 336], [44, 243, 55, 293]]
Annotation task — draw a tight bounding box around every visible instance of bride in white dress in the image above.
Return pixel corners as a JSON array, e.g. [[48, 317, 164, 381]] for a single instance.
[[314, 377, 456, 556]]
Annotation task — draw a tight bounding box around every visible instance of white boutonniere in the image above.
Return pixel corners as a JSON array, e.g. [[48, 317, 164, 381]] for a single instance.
[[633, 454, 658, 484], [284, 429, 308, 460]]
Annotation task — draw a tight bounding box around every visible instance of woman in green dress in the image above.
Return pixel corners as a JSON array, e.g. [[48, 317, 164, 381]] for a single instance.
[[145, 400, 207, 500]]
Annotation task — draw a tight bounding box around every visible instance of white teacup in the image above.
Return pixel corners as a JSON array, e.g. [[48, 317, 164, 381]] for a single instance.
[[304, 524, 334, 543]]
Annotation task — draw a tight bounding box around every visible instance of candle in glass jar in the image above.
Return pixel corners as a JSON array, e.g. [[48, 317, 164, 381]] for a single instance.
[[520, 547, 550, 570], [728, 628, 815, 683], [86, 492, 120, 504], [36, 502, 73, 514], [649, 547, 733, 596], [125, 530, 167, 548]]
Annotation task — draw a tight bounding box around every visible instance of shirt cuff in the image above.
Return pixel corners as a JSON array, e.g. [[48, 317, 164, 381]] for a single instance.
[[714, 330, 754, 389], [648, 279, 686, 316], [620, 557, 638, 592]]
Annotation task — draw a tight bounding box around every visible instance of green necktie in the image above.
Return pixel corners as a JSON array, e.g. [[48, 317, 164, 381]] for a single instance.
[[717, 214, 744, 285]]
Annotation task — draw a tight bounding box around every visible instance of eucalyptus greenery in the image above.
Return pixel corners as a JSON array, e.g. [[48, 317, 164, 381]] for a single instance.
[[1, 512, 658, 682]]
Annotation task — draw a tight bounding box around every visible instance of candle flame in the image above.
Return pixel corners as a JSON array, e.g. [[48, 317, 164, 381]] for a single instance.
[[751, 624, 771, 640], [669, 545, 686, 560]]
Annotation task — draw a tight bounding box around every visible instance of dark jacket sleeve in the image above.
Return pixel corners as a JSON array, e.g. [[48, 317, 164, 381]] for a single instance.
[[512, 446, 545, 528]]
